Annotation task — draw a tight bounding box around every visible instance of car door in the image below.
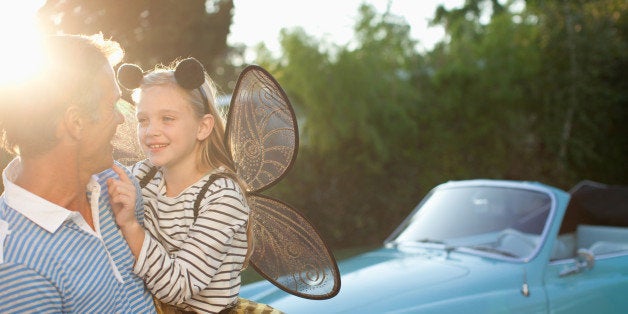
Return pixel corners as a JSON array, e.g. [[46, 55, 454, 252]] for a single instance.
[[544, 252, 628, 313]]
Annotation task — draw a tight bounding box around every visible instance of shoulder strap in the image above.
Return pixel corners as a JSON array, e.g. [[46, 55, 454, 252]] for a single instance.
[[193, 174, 218, 219], [139, 166, 158, 189], [193, 173, 235, 219]]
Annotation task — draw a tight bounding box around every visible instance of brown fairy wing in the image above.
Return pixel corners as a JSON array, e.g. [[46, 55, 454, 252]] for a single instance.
[[248, 194, 341, 299], [225, 65, 298, 193], [112, 99, 145, 166], [226, 65, 340, 299]]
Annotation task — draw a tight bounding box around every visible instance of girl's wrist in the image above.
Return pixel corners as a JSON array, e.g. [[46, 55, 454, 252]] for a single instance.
[[118, 222, 146, 259], [119, 221, 142, 235]]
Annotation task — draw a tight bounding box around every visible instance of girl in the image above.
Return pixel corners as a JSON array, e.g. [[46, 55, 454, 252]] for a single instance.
[[108, 58, 266, 313]]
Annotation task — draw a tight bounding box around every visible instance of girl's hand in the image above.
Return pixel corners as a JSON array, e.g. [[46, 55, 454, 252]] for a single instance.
[[107, 164, 146, 260], [107, 164, 139, 231]]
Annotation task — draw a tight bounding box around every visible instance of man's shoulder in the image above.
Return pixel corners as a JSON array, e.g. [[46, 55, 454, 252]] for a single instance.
[[0, 205, 56, 266], [0, 260, 59, 309], [0, 203, 22, 265]]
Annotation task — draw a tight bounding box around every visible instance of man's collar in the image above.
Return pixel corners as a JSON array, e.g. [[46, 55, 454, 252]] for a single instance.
[[2, 157, 98, 233]]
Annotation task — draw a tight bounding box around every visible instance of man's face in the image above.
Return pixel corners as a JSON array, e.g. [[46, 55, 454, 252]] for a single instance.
[[79, 64, 123, 174]]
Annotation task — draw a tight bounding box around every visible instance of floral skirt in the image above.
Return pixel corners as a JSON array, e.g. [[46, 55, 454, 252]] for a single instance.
[[154, 296, 284, 314]]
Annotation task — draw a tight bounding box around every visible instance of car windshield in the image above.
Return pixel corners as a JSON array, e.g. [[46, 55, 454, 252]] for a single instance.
[[390, 185, 552, 260]]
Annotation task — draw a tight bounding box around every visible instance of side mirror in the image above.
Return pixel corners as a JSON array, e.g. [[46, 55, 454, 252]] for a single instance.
[[576, 248, 595, 270], [559, 248, 595, 277]]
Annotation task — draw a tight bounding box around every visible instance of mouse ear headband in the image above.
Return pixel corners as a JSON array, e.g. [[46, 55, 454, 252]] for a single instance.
[[117, 57, 210, 112]]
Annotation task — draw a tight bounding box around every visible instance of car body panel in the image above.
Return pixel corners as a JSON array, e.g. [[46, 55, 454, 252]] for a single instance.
[[241, 179, 628, 313]]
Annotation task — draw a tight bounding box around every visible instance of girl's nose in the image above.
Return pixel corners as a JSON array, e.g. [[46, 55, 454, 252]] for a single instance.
[[143, 121, 160, 137]]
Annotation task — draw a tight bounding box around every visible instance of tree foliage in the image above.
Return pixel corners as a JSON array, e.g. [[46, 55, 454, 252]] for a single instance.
[[527, 0, 628, 185], [37, 0, 240, 89], [256, 5, 431, 246], [261, 0, 628, 248]]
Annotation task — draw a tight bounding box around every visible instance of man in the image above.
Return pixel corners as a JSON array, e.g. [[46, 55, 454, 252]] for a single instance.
[[0, 34, 156, 313]]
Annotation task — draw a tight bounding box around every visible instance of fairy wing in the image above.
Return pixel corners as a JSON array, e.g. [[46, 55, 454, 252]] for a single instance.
[[225, 65, 340, 299], [225, 65, 297, 192], [112, 98, 145, 166], [247, 194, 340, 300]]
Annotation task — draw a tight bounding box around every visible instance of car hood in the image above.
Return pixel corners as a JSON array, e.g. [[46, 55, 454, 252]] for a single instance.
[[240, 245, 519, 313]]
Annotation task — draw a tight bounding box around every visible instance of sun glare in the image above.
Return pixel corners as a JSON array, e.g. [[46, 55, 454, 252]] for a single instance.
[[0, 2, 47, 86]]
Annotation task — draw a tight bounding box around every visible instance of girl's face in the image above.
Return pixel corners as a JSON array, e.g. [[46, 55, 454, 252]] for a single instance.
[[135, 84, 212, 171]]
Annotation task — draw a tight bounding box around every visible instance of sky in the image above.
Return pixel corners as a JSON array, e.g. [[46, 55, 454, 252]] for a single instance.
[[229, 0, 465, 61]]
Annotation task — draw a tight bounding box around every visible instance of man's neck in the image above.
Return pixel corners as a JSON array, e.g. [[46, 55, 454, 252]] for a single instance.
[[15, 151, 95, 229]]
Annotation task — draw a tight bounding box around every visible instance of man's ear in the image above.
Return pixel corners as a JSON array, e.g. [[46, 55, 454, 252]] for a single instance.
[[60, 106, 85, 140], [197, 114, 214, 141]]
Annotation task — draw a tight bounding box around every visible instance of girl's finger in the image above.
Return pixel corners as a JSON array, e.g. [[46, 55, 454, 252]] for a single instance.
[[111, 164, 132, 183]]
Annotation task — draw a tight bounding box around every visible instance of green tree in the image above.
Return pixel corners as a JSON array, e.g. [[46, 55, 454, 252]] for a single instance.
[[260, 5, 428, 247], [37, 0, 240, 89], [425, 0, 628, 189], [526, 0, 628, 186], [259, 0, 627, 248], [426, 0, 544, 180]]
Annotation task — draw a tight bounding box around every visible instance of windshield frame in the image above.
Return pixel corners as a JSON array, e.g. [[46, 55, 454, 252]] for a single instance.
[[384, 180, 557, 262]]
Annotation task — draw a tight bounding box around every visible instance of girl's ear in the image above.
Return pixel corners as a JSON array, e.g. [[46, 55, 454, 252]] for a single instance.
[[197, 114, 214, 141]]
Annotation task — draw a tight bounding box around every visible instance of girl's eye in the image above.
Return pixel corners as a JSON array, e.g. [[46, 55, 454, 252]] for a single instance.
[[137, 117, 148, 126], [162, 116, 175, 122]]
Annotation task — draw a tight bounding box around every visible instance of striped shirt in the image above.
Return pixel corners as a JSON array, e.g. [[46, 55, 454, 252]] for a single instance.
[[132, 160, 249, 314], [0, 158, 156, 313]]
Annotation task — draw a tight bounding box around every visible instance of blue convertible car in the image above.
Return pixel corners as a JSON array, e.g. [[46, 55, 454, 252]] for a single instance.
[[240, 179, 628, 313]]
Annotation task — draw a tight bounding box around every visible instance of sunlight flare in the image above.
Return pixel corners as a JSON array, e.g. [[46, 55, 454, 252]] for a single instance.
[[0, 2, 46, 86]]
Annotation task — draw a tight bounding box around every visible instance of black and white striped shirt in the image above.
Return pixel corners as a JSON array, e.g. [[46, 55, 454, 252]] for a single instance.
[[132, 160, 249, 314]]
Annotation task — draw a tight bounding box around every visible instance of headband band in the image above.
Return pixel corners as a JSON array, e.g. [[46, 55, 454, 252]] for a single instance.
[[117, 57, 210, 113]]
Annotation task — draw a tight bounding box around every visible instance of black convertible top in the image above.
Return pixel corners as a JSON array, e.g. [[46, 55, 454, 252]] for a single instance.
[[566, 180, 628, 228]]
